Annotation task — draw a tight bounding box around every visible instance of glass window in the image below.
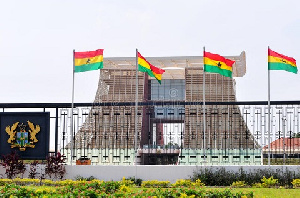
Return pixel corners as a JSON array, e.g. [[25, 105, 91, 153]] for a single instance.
[[150, 79, 185, 101]]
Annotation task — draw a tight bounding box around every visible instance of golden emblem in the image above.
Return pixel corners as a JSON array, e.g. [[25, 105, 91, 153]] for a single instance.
[[5, 120, 41, 151], [5, 122, 19, 143], [27, 120, 40, 143]]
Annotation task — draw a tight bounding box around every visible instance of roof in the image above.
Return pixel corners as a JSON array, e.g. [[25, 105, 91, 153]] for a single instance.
[[263, 138, 300, 150], [102, 51, 246, 79]]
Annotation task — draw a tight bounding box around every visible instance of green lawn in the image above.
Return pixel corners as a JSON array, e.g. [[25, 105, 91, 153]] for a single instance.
[[206, 187, 300, 198], [130, 187, 300, 198]]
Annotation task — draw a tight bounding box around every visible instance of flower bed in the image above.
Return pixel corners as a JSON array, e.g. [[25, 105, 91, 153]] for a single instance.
[[0, 178, 254, 197], [1, 177, 300, 197]]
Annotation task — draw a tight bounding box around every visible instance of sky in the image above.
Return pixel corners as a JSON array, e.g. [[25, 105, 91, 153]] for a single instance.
[[1, 0, 300, 103]]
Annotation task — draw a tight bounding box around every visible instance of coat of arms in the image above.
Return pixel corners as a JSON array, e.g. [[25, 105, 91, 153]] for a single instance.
[[5, 121, 40, 151]]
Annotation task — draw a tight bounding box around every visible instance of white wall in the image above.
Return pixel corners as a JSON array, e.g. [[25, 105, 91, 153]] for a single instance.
[[1, 165, 299, 183]]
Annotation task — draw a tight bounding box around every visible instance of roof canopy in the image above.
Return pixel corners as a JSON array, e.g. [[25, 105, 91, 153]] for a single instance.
[[103, 51, 246, 79]]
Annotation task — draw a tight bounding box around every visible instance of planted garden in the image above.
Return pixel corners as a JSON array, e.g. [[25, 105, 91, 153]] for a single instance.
[[0, 152, 299, 197]]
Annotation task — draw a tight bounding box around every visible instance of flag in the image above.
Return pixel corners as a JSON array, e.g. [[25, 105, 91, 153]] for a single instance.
[[204, 51, 235, 78], [138, 52, 165, 84], [74, 49, 104, 73], [268, 48, 297, 74]]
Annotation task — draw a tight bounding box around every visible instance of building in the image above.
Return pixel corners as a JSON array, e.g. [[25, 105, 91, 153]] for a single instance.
[[67, 51, 261, 165], [263, 138, 300, 158]]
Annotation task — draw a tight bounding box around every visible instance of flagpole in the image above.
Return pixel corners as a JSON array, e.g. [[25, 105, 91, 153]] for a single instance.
[[267, 46, 271, 166], [203, 46, 206, 163], [71, 49, 75, 165], [134, 48, 138, 164]]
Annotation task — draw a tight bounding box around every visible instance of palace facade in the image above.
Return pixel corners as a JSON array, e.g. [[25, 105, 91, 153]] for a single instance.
[[68, 51, 261, 165]]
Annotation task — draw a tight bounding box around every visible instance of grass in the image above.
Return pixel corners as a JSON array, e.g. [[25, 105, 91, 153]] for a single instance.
[[206, 187, 300, 198], [130, 187, 300, 198]]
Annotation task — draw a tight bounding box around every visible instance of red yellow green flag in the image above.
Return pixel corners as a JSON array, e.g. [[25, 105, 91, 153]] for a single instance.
[[204, 51, 235, 78], [268, 48, 297, 74], [138, 52, 165, 84], [74, 49, 104, 73]]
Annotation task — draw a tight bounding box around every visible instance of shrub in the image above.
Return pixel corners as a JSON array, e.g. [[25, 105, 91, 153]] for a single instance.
[[291, 179, 300, 189], [0, 179, 254, 197], [0, 179, 12, 186], [119, 184, 131, 192], [191, 167, 300, 187], [190, 167, 236, 186], [100, 181, 121, 193], [172, 179, 193, 187], [55, 179, 75, 186], [261, 176, 278, 188], [28, 160, 39, 179], [1, 151, 26, 179], [42, 179, 55, 186], [231, 181, 247, 188], [34, 186, 56, 195], [120, 177, 135, 186], [45, 152, 66, 180], [141, 180, 170, 188], [193, 179, 205, 187], [74, 175, 96, 181], [126, 176, 143, 186], [12, 178, 39, 186], [252, 182, 263, 188], [0, 183, 39, 197]]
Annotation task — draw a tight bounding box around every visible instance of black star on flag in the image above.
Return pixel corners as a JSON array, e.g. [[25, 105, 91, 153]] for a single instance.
[[281, 59, 287, 63], [217, 62, 222, 67], [86, 59, 91, 64]]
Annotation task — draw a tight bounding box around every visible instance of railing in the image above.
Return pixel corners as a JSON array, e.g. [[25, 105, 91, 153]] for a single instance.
[[0, 101, 299, 165]]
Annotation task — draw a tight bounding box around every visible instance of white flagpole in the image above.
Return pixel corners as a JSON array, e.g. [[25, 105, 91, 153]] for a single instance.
[[71, 49, 75, 165], [267, 46, 271, 166], [203, 47, 206, 162], [134, 48, 138, 164]]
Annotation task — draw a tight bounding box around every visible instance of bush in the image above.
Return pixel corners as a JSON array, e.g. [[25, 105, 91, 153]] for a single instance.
[[0, 183, 40, 197], [191, 167, 300, 187], [12, 178, 39, 186], [119, 184, 131, 193], [231, 181, 248, 188], [28, 160, 39, 179], [251, 176, 279, 188], [74, 175, 96, 181], [126, 176, 143, 186], [193, 179, 205, 187], [190, 167, 237, 186], [172, 179, 193, 187], [100, 181, 121, 193], [0, 179, 12, 186], [45, 152, 66, 180], [120, 177, 135, 187], [171, 179, 205, 188], [0, 179, 254, 197], [141, 180, 170, 188], [1, 151, 26, 179], [261, 176, 278, 188], [292, 179, 300, 189]]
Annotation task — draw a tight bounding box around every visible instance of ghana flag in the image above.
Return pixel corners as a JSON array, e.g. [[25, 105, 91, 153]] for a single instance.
[[204, 51, 235, 78], [268, 48, 297, 74], [74, 49, 104, 73], [138, 52, 165, 84]]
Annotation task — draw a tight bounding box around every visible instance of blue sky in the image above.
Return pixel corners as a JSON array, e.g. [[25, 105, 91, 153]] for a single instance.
[[1, 0, 300, 103]]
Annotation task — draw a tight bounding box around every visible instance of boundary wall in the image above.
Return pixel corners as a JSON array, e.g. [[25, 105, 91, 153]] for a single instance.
[[1, 165, 299, 183], [64, 165, 300, 182]]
